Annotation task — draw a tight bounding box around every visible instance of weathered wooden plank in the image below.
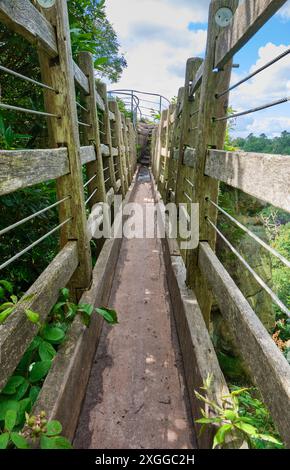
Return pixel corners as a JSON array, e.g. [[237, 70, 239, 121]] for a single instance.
[[199, 242, 290, 448], [0, 148, 69, 195], [186, 0, 238, 326], [183, 147, 196, 168], [39, 2, 92, 296], [0, 0, 58, 57], [205, 149, 290, 213], [109, 111, 116, 121], [80, 145, 96, 165], [189, 62, 204, 96], [0, 242, 78, 391], [111, 147, 119, 157], [215, 0, 287, 69], [106, 187, 115, 206], [115, 179, 121, 192], [101, 144, 110, 157], [73, 61, 89, 94], [161, 147, 168, 158], [96, 89, 105, 111], [78, 53, 106, 208]]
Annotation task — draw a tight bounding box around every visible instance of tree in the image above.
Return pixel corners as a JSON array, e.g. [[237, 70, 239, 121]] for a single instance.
[[68, 0, 127, 82]]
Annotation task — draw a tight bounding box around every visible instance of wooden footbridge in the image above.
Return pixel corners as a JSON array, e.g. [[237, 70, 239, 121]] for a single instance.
[[0, 0, 290, 449]]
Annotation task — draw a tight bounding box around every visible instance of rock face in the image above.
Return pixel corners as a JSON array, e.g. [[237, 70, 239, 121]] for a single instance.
[[137, 122, 155, 166]]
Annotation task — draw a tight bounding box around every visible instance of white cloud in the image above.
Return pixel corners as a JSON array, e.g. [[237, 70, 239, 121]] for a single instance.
[[277, 0, 290, 19], [230, 42, 290, 136], [105, 0, 207, 101]]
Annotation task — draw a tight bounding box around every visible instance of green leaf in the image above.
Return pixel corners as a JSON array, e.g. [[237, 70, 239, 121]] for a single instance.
[[196, 417, 221, 424], [25, 309, 40, 325], [0, 280, 13, 293], [0, 400, 19, 420], [213, 424, 233, 449], [45, 420, 62, 437], [230, 388, 250, 397], [41, 325, 65, 343], [10, 432, 29, 449], [11, 295, 18, 304], [60, 288, 70, 301], [29, 386, 41, 405], [0, 433, 9, 449], [5, 409, 17, 432], [258, 434, 283, 445], [40, 435, 72, 449], [17, 398, 32, 426], [234, 421, 258, 437], [29, 360, 52, 383], [224, 410, 237, 422], [39, 341, 56, 361], [94, 57, 108, 67], [96, 307, 118, 325], [0, 307, 14, 324], [2, 376, 26, 395], [78, 304, 94, 316]]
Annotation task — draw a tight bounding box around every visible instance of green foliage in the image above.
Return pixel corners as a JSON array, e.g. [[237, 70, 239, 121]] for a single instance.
[[116, 98, 133, 120], [234, 131, 290, 155], [68, 0, 127, 82], [195, 375, 283, 449]]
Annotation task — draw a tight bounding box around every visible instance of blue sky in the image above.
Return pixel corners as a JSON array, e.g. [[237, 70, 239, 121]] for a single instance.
[[106, 0, 290, 137]]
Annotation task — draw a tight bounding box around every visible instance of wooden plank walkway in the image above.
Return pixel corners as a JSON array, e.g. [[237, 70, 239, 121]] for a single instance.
[[74, 169, 195, 449]]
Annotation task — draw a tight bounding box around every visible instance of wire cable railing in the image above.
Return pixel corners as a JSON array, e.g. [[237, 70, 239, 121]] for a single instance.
[[216, 47, 290, 99], [214, 96, 290, 122], [207, 199, 290, 269], [206, 217, 290, 318], [0, 196, 70, 238], [0, 103, 58, 118], [0, 64, 56, 92], [0, 218, 72, 272]]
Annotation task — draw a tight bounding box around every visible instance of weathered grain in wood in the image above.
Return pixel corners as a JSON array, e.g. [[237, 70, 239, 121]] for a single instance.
[[199, 242, 290, 448], [100, 144, 110, 157], [0, 0, 58, 57], [167, 87, 184, 204], [73, 61, 89, 94], [215, 0, 287, 69], [109, 100, 127, 196], [0, 148, 69, 195], [121, 114, 131, 188], [39, 2, 92, 296], [97, 81, 117, 193], [0, 242, 78, 391], [111, 147, 119, 157], [80, 145, 96, 165], [95, 89, 105, 112], [189, 62, 204, 96], [186, 0, 239, 326], [78, 52, 106, 207], [205, 149, 290, 213]]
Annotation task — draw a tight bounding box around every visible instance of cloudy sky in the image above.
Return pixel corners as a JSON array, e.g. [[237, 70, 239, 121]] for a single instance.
[[105, 0, 290, 137]]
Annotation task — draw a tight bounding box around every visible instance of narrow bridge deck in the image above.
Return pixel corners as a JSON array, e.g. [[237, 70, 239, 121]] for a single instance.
[[74, 170, 195, 449]]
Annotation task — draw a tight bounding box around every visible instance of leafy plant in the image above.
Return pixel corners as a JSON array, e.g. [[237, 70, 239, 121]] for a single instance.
[[195, 375, 283, 449], [0, 410, 71, 449]]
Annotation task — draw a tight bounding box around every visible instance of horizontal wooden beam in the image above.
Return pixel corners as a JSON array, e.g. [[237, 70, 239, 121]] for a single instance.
[[0, 0, 58, 57], [215, 0, 287, 69], [115, 179, 121, 192], [0, 148, 69, 196], [101, 144, 110, 157], [96, 89, 105, 111], [189, 62, 204, 95], [73, 61, 89, 94], [205, 149, 290, 212], [80, 145, 96, 165], [199, 242, 290, 448], [0, 242, 78, 391], [112, 147, 119, 157]]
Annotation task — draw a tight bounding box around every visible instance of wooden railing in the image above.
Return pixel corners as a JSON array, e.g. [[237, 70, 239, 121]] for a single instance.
[[151, 0, 290, 447], [0, 1, 136, 391]]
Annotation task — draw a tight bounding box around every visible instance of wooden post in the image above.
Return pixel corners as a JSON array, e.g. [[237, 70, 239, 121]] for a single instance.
[[97, 81, 117, 193], [167, 88, 184, 203], [38, 1, 92, 297], [109, 100, 126, 197], [186, 0, 239, 326], [121, 114, 131, 187], [78, 52, 107, 206]]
